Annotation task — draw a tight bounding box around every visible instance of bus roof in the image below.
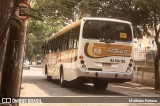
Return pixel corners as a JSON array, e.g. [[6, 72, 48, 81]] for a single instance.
[[82, 17, 132, 24], [47, 20, 81, 41], [46, 17, 132, 42]]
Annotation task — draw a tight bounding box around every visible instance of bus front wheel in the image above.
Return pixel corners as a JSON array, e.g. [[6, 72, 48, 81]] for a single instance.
[[45, 66, 52, 80], [60, 68, 66, 87], [47, 75, 52, 80], [93, 79, 108, 90]]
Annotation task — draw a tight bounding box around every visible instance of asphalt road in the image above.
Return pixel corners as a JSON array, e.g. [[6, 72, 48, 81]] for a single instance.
[[20, 65, 160, 106]]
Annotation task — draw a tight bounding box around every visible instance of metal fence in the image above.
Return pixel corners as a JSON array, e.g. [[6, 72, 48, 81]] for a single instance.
[[133, 48, 157, 67]]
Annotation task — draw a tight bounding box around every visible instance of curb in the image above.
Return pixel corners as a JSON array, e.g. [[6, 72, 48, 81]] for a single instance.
[[155, 90, 160, 94]]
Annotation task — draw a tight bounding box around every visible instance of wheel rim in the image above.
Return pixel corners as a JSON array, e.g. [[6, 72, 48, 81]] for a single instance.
[[60, 72, 63, 85]]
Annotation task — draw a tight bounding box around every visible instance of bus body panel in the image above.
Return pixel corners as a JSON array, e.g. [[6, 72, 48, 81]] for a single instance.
[[78, 40, 133, 72], [76, 41, 133, 82], [44, 49, 79, 81], [42, 17, 134, 84], [76, 18, 133, 82]]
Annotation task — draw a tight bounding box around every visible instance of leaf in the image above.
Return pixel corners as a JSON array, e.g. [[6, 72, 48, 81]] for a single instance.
[[22, 8, 44, 21]]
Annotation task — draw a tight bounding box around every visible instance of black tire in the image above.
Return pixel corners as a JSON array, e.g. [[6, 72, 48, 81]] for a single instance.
[[93, 79, 108, 90], [60, 67, 66, 87], [45, 66, 52, 80], [47, 75, 52, 80]]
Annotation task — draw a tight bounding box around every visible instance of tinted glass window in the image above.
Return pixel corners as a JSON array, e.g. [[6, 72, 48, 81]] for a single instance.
[[83, 20, 132, 42]]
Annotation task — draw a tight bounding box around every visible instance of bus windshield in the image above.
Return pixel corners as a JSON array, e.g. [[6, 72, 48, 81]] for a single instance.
[[82, 20, 132, 42]]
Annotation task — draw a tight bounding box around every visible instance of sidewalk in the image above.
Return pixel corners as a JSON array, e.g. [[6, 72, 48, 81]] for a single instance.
[[123, 82, 160, 96]]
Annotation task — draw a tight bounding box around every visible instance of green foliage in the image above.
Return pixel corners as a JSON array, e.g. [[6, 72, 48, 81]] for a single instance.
[[26, 0, 79, 60], [26, 18, 64, 60], [22, 7, 44, 21], [26, 33, 36, 61], [79, 0, 160, 37], [26, 0, 160, 60]]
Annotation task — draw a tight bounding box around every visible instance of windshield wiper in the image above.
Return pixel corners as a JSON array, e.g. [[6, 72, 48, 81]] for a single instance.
[[105, 39, 115, 43], [99, 38, 115, 43]]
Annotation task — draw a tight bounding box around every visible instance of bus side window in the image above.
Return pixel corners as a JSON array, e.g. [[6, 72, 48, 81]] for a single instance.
[[48, 41, 51, 53], [59, 36, 61, 51], [66, 33, 69, 50], [63, 33, 66, 50], [58, 37, 61, 51], [68, 31, 72, 49], [72, 28, 76, 49], [75, 25, 80, 48], [72, 27, 77, 48], [63, 33, 66, 51], [53, 39, 56, 52], [53, 39, 55, 52], [70, 29, 75, 49], [61, 34, 64, 51], [60, 36, 63, 51], [57, 37, 60, 52], [51, 39, 53, 53], [54, 38, 57, 52]]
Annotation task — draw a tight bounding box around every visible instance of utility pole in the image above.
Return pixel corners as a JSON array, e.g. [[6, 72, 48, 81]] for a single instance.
[[1, 1, 28, 106], [1, 0, 42, 105], [1, 18, 28, 106], [7, 21, 28, 97]]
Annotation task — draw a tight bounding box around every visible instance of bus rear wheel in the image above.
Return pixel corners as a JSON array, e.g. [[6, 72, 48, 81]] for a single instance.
[[47, 75, 52, 80], [93, 79, 108, 90]]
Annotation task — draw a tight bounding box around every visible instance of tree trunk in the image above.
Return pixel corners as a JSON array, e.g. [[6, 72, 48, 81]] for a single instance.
[[0, 0, 11, 39], [153, 6, 160, 89], [0, 0, 12, 88], [0, 0, 21, 95], [154, 31, 160, 90], [1, 20, 27, 106], [154, 54, 160, 90]]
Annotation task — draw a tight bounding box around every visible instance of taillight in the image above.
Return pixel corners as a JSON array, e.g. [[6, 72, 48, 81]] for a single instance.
[[128, 63, 132, 67], [80, 60, 84, 64], [130, 59, 133, 63], [79, 55, 84, 60], [79, 55, 87, 70]]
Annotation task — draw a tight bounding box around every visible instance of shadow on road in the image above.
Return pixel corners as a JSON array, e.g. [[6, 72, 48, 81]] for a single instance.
[[22, 75, 127, 96]]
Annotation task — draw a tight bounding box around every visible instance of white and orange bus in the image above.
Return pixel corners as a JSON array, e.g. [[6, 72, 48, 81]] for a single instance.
[[42, 17, 134, 90]]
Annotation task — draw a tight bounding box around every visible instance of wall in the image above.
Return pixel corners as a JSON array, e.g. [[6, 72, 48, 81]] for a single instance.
[[132, 66, 157, 86]]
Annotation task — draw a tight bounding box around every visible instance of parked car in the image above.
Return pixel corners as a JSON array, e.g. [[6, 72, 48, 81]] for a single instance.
[[36, 60, 41, 65], [23, 60, 30, 70]]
